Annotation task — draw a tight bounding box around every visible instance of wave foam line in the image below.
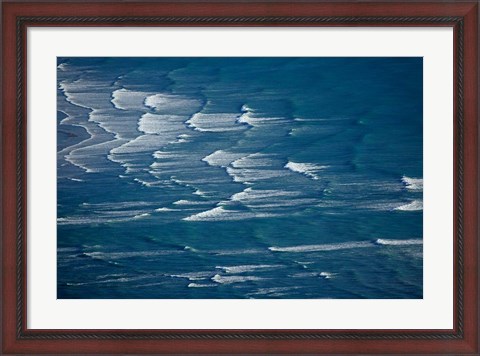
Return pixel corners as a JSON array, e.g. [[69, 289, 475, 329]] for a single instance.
[[226, 167, 288, 184], [171, 271, 213, 281], [269, 241, 372, 253], [186, 113, 246, 132], [216, 264, 282, 274], [228, 187, 315, 209], [284, 161, 328, 180], [188, 283, 217, 288], [67, 177, 84, 182], [144, 93, 202, 115], [202, 150, 246, 167], [394, 200, 423, 211], [231, 188, 300, 202], [183, 206, 279, 222], [375, 238, 422, 246], [319, 272, 337, 279], [211, 274, 265, 284], [111, 88, 152, 111], [402, 176, 423, 191], [231, 153, 276, 169], [173, 199, 213, 206], [237, 105, 287, 127], [57, 62, 68, 71]]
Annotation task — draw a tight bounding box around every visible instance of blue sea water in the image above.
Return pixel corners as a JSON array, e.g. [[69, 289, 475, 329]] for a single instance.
[[57, 57, 423, 299]]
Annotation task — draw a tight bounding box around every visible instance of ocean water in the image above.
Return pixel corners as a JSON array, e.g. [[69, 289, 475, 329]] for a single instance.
[[57, 57, 423, 299]]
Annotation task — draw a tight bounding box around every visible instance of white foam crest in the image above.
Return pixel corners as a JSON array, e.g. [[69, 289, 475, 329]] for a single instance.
[[269, 241, 373, 253], [237, 105, 286, 127], [67, 136, 124, 153], [67, 177, 84, 182], [111, 88, 152, 111], [238, 116, 287, 127], [183, 245, 198, 252], [58, 116, 74, 128], [236, 105, 255, 126], [228, 188, 316, 209], [63, 155, 100, 173], [109, 134, 174, 155], [394, 200, 423, 211], [144, 93, 202, 115], [80, 105, 149, 142], [231, 188, 301, 202], [152, 151, 173, 159], [241, 104, 254, 112], [183, 206, 224, 221], [289, 271, 337, 279], [58, 82, 91, 110], [65, 138, 128, 173], [133, 178, 163, 188], [57, 62, 68, 71], [193, 189, 207, 197], [171, 178, 191, 187], [211, 274, 265, 284], [183, 206, 279, 222], [375, 238, 423, 246], [133, 213, 150, 219], [294, 118, 318, 122], [319, 272, 337, 279], [175, 134, 192, 143], [173, 200, 212, 206], [285, 161, 328, 180], [171, 271, 212, 281], [224, 153, 292, 185], [216, 264, 282, 274], [155, 207, 177, 212], [138, 113, 187, 134], [402, 176, 423, 191], [186, 113, 246, 132], [202, 150, 246, 167], [107, 113, 187, 171], [188, 283, 217, 288], [60, 80, 115, 110]]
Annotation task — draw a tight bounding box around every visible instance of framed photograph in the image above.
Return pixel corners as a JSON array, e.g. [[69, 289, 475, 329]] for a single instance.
[[2, 1, 478, 354]]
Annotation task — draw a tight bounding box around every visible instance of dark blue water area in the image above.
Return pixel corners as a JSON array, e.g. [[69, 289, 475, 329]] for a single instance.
[[57, 57, 423, 299]]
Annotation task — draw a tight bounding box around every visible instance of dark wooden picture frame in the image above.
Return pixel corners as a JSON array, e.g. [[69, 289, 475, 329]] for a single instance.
[[2, 1, 478, 354]]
